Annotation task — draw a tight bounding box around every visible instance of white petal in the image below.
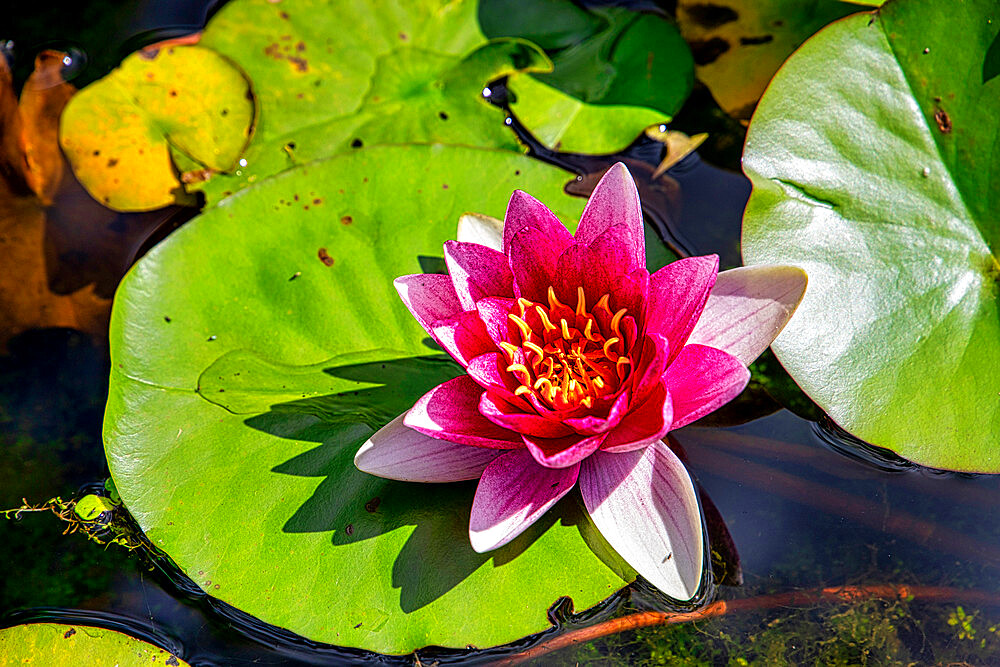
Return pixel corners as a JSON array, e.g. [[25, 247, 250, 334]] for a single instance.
[[580, 441, 703, 600], [687, 265, 808, 365], [354, 414, 501, 482], [469, 449, 580, 552], [456, 212, 503, 251]]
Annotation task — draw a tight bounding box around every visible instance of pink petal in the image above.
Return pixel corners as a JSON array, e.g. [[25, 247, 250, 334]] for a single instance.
[[443, 240, 514, 310], [466, 353, 523, 398], [664, 344, 750, 430], [354, 414, 501, 482], [456, 212, 503, 251], [646, 255, 719, 363], [602, 381, 673, 453], [470, 449, 580, 552], [552, 242, 619, 310], [479, 392, 573, 438], [574, 163, 644, 269], [610, 267, 650, 324], [394, 274, 463, 336], [589, 223, 643, 275], [430, 310, 496, 367], [502, 190, 573, 254], [628, 334, 670, 403], [580, 441, 704, 600], [522, 431, 607, 469], [562, 390, 629, 435], [405, 376, 523, 449], [509, 225, 570, 302], [475, 297, 515, 348], [686, 265, 808, 365]]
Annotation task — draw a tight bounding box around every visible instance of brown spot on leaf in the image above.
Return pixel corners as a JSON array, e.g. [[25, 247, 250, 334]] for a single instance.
[[287, 56, 308, 72], [685, 3, 738, 28], [934, 108, 952, 133], [107, 158, 118, 167], [169, 89, 178, 97], [442, 183, 449, 189], [365, 497, 381, 512], [279, 10, 290, 19], [689, 38, 730, 65], [340, 215, 352, 225], [345, 523, 354, 536], [165, 657, 180, 667], [740, 35, 774, 46], [313, 198, 321, 205], [296, 41, 306, 52], [63, 628, 76, 638], [318, 247, 334, 266], [399, 32, 409, 41]]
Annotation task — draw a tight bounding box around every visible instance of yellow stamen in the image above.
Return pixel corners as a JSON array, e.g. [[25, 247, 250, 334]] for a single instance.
[[602, 337, 620, 358], [523, 341, 545, 359], [579, 396, 593, 408], [560, 318, 572, 340], [535, 306, 556, 332], [592, 376, 605, 389], [547, 286, 564, 311], [508, 314, 533, 341], [576, 287, 587, 317], [514, 385, 532, 397], [506, 363, 531, 384], [594, 293, 611, 315], [611, 308, 627, 338], [499, 341, 519, 361]]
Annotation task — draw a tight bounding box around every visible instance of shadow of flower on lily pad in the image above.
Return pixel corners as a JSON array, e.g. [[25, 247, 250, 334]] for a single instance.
[[231, 355, 629, 613]]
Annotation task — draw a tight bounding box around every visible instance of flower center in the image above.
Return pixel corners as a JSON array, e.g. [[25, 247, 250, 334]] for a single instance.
[[499, 286, 632, 411]]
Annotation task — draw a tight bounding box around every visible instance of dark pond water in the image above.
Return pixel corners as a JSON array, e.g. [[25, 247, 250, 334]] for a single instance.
[[3, 1, 1000, 665]]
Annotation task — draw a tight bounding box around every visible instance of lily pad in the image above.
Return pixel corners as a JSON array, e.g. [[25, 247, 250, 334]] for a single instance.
[[485, 1, 694, 152], [506, 73, 671, 154], [0, 623, 188, 665], [741, 0, 1000, 471], [62, 0, 694, 209], [59, 44, 254, 211], [676, 0, 863, 119], [104, 145, 638, 654]]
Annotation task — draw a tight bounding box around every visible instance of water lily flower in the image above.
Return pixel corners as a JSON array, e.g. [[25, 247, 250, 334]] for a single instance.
[[355, 163, 806, 600]]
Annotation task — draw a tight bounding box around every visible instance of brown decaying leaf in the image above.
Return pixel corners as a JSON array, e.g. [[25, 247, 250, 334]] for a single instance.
[[0, 52, 107, 351]]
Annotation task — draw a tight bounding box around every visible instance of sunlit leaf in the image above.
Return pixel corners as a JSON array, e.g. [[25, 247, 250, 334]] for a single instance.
[[59, 43, 254, 211], [0, 623, 188, 665], [742, 0, 1000, 471], [105, 145, 637, 654]]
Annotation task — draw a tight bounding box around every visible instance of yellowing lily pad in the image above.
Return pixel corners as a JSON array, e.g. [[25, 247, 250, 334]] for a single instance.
[[59, 44, 254, 211], [0, 623, 188, 665], [677, 0, 863, 119]]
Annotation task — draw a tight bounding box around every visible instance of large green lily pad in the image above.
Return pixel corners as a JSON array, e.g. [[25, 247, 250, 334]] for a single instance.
[[742, 0, 1000, 471], [0, 623, 189, 665], [104, 145, 637, 654]]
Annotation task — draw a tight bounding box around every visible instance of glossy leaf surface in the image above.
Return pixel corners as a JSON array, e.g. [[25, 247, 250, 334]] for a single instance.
[[0, 624, 188, 665], [104, 146, 634, 653], [742, 0, 1000, 471]]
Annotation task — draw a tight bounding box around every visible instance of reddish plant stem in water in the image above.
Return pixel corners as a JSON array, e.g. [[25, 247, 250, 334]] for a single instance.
[[497, 585, 1000, 665]]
